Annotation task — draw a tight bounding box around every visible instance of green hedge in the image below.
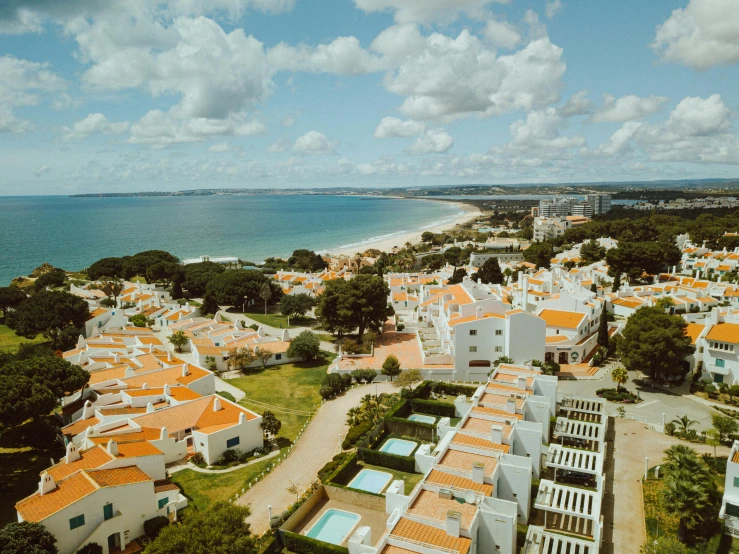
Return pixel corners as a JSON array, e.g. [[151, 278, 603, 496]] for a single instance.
[[342, 420, 374, 449], [324, 452, 359, 485], [411, 398, 456, 418], [433, 382, 478, 397], [318, 452, 354, 483], [384, 417, 435, 441], [358, 447, 416, 473], [282, 530, 349, 554], [383, 399, 411, 420]]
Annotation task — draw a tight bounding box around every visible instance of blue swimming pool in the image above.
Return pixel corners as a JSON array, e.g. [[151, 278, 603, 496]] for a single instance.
[[348, 469, 393, 494], [305, 509, 361, 545], [408, 414, 436, 424], [379, 438, 417, 456]]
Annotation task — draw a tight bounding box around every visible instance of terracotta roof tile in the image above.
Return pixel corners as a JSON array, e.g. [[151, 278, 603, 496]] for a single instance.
[[706, 322, 739, 344], [537, 309, 586, 329], [390, 518, 471, 554], [452, 433, 510, 453], [426, 469, 493, 495], [46, 446, 113, 481]]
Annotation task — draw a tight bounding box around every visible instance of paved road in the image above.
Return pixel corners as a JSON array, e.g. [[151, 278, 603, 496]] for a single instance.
[[558, 369, 719, 431], [606, 418, 730, 554], [235, 381, 397, 533]]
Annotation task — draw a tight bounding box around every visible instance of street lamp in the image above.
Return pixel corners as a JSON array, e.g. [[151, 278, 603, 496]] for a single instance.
[[375, 383, 378, 399], [268, 505, 272, 522]]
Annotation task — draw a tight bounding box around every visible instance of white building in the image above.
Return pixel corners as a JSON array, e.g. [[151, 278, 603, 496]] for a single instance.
[[720, 441, 739, 537], [533, 217, 571, 242]]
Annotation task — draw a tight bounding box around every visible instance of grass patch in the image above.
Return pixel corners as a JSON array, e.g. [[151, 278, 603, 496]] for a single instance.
[[240, 306, 316, 330], [0, 417, 65, 527], [0, 322, 45, 353], [170, 453, 281, 511], [225, 357, 333, 442]]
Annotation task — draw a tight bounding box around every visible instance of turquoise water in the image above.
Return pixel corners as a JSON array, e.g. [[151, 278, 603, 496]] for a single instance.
[[379, 438, 417, 456], [408, 414, 436, 424], [0, 195, 462, 285], [347, 469, 392, 494], [305, 509, 360, 544]]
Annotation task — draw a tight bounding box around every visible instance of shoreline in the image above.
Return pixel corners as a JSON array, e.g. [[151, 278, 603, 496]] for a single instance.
[[325, 199, 481, 257]]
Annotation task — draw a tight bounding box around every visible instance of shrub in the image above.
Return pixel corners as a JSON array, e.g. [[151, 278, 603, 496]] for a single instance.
[[340, 373, 353, 389], [190, 452, 205, 466], [217, 390, 236, 402], [144, 516, 170, 538], [411, 398, 455, 418], [358, 447, 415, 473], [78, 543, 103, 554], [215, 449, 240, 465], [320, 373, 351, 399], [324, 452, 359, 485], [342, 420, 374, 449], [396, 323, 405, 331], [318, 452, 353, 482], [341, 339, 361, 355], [282, 531, 349, 554], [431, 382, 477, 397], [351, 369, 377, 383], [664, 422, 676, 436]]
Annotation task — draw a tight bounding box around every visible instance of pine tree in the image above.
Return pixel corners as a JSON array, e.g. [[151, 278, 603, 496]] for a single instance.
[[597, 302, 609, 349]]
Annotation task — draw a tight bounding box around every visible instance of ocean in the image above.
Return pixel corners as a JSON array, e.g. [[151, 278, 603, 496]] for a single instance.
[[0, 195, 463, 285]]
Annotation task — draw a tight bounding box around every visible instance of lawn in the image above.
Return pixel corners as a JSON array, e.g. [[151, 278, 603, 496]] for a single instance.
[[643, 460, 739, 553], [0, 417, 65, 527], [240, 306, 316, 330], [0, 322, 45, 353], [226, 356, 333, 443]]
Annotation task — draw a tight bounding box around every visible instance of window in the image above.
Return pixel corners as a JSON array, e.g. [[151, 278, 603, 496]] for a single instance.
[[469, 346, 477, 353], [495, 346, 503, 352], [275, 354, 282, 360], [495, 330, 502, 336], [469, 330, 477, 336], [158, 497, 169, 509], [103, 503, 113, 521], [69, 514, 85, 530], [733, 477, 739, 488], [226, 436, 240, 448], [717, 359, 725, 368]]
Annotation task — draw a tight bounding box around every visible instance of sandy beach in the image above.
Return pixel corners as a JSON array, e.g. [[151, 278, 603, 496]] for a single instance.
[[329, 200, 481, 257]]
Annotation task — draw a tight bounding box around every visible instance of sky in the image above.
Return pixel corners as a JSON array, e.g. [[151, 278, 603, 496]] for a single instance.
[[1, 0, 739, 195]]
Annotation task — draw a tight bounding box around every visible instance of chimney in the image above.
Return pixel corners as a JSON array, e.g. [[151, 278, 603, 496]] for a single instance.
[[476, 306, 483, 319], [125, 367, 136, 378], [149, 344, 154, 353], [182, 364, 189, 376], [66, 443, 81, 464], [471, 461, 485, 484], [517, 376, 527, 390], [213, 397, 222, 412], [147, 402, 154, 413], [77, 335, 85, 349], [39, 472, 56, 496], [163, 384, 171, 396], [491, 425, 504, 444], [517, 271, 523, 290], [168, 351, 172, 362], [107, 439, 118, 456], [114, 353, 120, 363], [446, 511, 461, 538], [239, 412, 246, 424], [160, 427, 168, 440], [522, 275, 529, 310], [81, 400, 93, 420], [142, 382, 148, 390], [506, 398, 517, 414]]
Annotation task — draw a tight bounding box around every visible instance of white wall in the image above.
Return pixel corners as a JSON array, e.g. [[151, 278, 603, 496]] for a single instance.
[[193, 416, 264, 465], [506, 312, 545, 363]]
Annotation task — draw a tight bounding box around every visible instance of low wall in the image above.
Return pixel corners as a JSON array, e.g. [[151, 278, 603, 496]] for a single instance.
[[281, 486, 327, 532], [324, 484, 386, 512]]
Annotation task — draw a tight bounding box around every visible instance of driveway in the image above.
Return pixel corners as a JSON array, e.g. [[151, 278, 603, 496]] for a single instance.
[[558, 369, 719, 431], [605, 418, 730, 554], [235, 381, 397, 533]]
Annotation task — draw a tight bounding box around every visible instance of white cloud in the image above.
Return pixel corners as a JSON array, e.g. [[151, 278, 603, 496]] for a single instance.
[[374, 117, 425, 138], [282, 115, 296, 127], [523, 9, 547, 39], [354, 0, 504, 24], [267, 139, 292, 152], [293, 131, 336, 155], [62, 112, 129, 140], [407, 129, 454, 154], [483, 19, 520, 49], [31, 164, 52, 177], [589, 94, 668, 123], [0, 55, 65, 133], [382, 31, 566, 121], [653, 0, 739, 70], [268, 36, 384, 75], [506, 108, 585, 151], [558, 90, 592, 117], [545, 0, 562, 19], [208, 142, 231, 152], [128, 110, 266, 146]]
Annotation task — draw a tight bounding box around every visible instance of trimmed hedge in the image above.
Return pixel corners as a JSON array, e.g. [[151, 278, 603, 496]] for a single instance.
[[282, 530, 349, 554], [411, 398, 455, 418], [342, 420, 374, 449], [432, 382, 478, 397], [358, 447, 415, 473], [383, 399, 411, 419], [324, 452, 359, 485], [318, 452, 353, 483], [385, 417, 435, 440]]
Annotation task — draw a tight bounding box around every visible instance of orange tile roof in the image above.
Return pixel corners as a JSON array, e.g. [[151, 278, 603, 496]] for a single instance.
[[538, 309, 586, 329], [131, 395, 257, 434], [546, 335, 570, 343], [86, 466, 151, 488], [154, 479, 180, 494], [46, 446, 113, 481], [452, 433, 510, 453], [62, 416, 100, 436], [470, 406, 522, 420], [89, 427, 162, 445], [706, 323, 739, 344], [425, 469, 493, 495], [448, 313, 503, 326], [116, 442, 163, 458], [98, 406, 147, 416], [439, 449, 497, 475], [408, 489, 478, 529], [390, 518, 471, 554], [461, 417, 513, 438], [733, 451, 739, 464], [684, 323, 705, 345], [381, 546, 417, 554]]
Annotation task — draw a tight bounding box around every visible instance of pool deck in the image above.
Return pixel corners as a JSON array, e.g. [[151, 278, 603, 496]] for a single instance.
[[292, 498, 389, 547]]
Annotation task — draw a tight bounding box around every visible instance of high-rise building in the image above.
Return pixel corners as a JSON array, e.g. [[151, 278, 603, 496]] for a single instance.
[[539, 197, 575, 217], [572, 201, 593, 218], [587, 194, 612, 214]]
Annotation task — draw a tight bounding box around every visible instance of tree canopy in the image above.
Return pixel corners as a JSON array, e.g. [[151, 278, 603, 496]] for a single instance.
[[0, 356, 90, 398], [0, 287, 26, 317], [33, 268, 66, 291], [86, 251, 178, 282], [316, 274, 392, 339], [206, 269, 282, 307], [183, 262, 226, 296], [0, 521, 58, 554], [617, 307, 694, 379], [579, 239, 606, 264], [287, 249, 327, 272], [279, 294, 315, 321], [523, 242, 554, 269], [605, 241, 681, 283], [473, 257, 504, 285], [146, 501, 257, 554], [287, 330, 321, 361], [6, 291, 89, 350]]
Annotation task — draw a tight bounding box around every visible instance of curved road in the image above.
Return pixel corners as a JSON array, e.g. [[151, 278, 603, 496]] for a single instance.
[[236, 381, 397, 533]]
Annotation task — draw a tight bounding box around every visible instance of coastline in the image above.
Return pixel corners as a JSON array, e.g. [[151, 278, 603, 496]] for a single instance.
[[326, 200, 481, 257]]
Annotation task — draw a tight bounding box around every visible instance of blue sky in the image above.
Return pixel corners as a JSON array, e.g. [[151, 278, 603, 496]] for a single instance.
[[0, 0, 738, 194]]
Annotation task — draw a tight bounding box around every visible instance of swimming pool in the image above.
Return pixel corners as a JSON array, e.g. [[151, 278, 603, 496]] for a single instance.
[[379, 438, 417, 456], [347, 469, 393, 494], [305, 509, 361, 545], [408, 414, 436, 424]]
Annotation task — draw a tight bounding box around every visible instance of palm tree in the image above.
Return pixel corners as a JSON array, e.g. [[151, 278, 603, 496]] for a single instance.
[[661, 469, 714, 542], [671, 415, 698, 435], [611, 367, 628, 392], [346, 407, 361, 426]]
